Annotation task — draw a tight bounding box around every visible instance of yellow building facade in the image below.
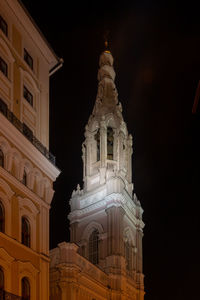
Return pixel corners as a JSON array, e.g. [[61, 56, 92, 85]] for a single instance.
[[0, 0, 61, 299]]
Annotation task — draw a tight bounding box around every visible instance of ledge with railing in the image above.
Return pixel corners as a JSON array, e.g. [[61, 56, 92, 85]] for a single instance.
[[0, 98, 55, 165]]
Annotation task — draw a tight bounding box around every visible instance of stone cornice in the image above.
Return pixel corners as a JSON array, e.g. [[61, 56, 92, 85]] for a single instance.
[[0, 114, 60, 181], [0, 166, 50, 209], [5, 0, 59, 69], [0, 231, 42, 258], [69, 192, 144, 228]]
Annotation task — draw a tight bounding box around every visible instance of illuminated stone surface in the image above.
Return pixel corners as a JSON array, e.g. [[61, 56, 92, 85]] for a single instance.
[[50, 51, 145, 300]]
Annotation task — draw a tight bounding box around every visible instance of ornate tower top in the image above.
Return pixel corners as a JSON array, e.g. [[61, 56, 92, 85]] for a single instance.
[[91, 50, 123, 121], [77, 50, 134, 196]]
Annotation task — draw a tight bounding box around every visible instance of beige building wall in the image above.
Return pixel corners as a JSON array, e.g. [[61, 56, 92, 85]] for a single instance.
[[0, 0, 61, 299]]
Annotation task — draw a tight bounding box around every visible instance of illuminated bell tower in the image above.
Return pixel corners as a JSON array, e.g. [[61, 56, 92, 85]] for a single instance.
[[68, 49, 145, 300]]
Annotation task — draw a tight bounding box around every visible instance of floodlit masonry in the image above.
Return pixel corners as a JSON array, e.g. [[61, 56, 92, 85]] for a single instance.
[[50, 50, 145, 300]]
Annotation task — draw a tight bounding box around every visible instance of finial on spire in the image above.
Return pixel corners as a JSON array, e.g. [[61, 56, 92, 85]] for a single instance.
[[104, 30, 111, 53]]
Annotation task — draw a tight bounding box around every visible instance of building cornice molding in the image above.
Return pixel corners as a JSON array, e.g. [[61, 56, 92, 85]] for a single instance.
[[0, 231, 42, 257], [0, 114, 60, 181], [69, 192, 143, 228], [0, 176, 15, 199], [5, 0, 59, 69], [0, 166, 50, 209]]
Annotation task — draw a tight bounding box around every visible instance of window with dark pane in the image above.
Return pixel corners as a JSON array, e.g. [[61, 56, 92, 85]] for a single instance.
[[95, 129, 100, 161], [0, 149, 4, 168], [0, 57, 8, 77], [0, 201, 5, 233], [0, 267, 4, 290], [22, 170, 27, 186], [107, 127, 114, 160], [89, 229, 99, 265], [22, 277, 30, 300], [21, 217, 30, 247], [0, 15, 8, 36], [24, 49, 33, 70], [0, 98, 8, 116], [23, 86, 33, 106]]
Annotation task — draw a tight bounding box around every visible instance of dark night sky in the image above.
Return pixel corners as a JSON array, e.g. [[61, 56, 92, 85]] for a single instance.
[[21, 1, 200, 299]]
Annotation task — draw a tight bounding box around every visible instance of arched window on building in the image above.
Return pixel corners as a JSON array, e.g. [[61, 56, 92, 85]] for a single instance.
[[89, 229, 99, 265], [0, 149, 4, 168], [21, 217, 30, 247], [0, 201, 5, 233], [125, 241, 132, 271], [22, 169, 27, 186], [0, 267, 4, 290], [21, 277, 30, 300], [107, 127, 114, 160], [95, 129, 100, 161]]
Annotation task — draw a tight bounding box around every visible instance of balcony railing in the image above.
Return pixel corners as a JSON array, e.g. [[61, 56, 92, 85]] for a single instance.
[[0, 289, 22, 299], [0, 98, 56, 165]]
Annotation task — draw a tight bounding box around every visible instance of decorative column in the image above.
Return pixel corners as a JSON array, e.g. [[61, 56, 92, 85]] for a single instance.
[[113, 129, 118, 162], [100, 118, 106, 168], [127, 134, 133, 183], [106, 205, 125, 256], [84, 126, 92, 178], [70, 222, 78, 243], [99, 119, 107, 184], [118, 131, 124, 171], [6, 152, 13, 172], [136, 226, 143, 274]]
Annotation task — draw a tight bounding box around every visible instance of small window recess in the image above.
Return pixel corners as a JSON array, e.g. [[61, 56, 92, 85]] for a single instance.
[[0, 56, 8, 77], [24, 48, 33, 70], [0, 201, 5, 233], [0, 15, 8, 36], [0, 149, 4, 168], [21, 217, 31, 247], [23, 85, 33, 106], [107, 127, 114, 160]]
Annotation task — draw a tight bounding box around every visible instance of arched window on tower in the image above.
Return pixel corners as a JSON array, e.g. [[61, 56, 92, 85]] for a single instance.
[[0, 149, 4, 168], [89, 229, 99, 265], [107, 127, 114, 160], [21, 277, 30, 300], [21, 217, 30, 247], [95, 129, 100, 161], [0, 267, 4, 291], [0, 201, 5, 233]]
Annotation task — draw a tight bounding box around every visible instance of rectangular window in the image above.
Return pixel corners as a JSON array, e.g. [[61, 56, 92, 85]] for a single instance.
[[23, 86, 33, 106], [24, 48, 33, 70], [0, 57, 8, 77], [0, 15, 8, 36], [0, 98, 8, 117]]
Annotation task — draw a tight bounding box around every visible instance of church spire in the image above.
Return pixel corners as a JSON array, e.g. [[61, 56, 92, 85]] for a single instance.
[[92, 48, 123, 120], [68, 51, 144, 296], [81, 50, 133, 195]]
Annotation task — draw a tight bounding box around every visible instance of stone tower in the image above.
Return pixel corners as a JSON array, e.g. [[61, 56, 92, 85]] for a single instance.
[[50, 49, 145, 300]]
